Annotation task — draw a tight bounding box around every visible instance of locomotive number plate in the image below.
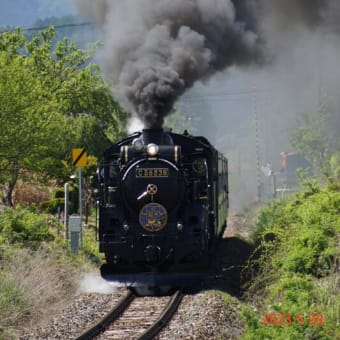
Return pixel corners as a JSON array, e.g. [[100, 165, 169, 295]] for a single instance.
[[136, 168, 169, 178]]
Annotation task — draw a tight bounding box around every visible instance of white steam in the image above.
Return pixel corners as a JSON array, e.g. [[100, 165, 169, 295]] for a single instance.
[[77, 273, 117, 294]]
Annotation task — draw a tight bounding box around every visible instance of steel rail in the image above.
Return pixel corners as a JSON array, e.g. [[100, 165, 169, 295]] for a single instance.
[[137, 290, 184, 340], [75, 290, 136, 340]]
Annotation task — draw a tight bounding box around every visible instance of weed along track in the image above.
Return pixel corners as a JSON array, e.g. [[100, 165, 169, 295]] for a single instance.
[[76, 290, 183, 340]]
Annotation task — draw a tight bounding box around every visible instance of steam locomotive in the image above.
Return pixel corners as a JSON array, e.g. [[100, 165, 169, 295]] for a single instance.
[[97, 128, 228, 292]]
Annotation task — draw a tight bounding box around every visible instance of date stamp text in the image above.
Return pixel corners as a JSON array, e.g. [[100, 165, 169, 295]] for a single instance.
[[262, 313, 324, 326]]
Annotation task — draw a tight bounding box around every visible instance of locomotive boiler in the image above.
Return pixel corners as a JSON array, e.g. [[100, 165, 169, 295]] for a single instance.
[[97, 128, 228, 292]]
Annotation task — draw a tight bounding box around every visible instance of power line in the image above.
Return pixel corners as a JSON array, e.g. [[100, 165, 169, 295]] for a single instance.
[[183, 97, 253, 103], [182, 90, 267, 103], [24, 22, 95, 32], [1, 22, 95, 33], [183, 88, 272, 100], [184, 89, 255, 99]]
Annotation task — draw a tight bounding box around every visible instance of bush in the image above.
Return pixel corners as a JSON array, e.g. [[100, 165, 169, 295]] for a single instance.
[[0, 206, 55, 249], [53, 187, 65, 199], [39, 198, 75, 215], [40, 186, 78, 214], [241, 184, 339, 339]]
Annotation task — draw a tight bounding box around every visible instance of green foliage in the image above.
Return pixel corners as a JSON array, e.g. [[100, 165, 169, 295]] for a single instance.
[[39, 186, 78, 214], [39, 198, 75, 215], [241, 184, 339, 339], [0, 206, 55, 248], [82, 224, 103, 264], [290, 107, 340, 182], [290, 109, 329, 166], [0, 27, 128, 205], [329, 151, 340, 183], [40, 187, 68, 213], [52, 187, 64, 199]]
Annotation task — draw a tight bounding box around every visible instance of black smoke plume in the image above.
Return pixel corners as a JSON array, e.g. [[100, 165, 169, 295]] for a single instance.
[[72, 0, 263, 128], [72, 0, 340, 129]]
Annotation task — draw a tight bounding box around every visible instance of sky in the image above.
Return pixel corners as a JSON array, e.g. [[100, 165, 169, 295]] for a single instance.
[[0, 0, 75, 28]]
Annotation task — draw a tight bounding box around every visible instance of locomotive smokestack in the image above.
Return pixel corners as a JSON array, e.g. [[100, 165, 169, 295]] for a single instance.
[[142, 128, 164, 145]]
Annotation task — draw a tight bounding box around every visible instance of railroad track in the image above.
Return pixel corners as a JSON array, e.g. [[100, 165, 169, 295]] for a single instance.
[[76, 290, 183, 340]]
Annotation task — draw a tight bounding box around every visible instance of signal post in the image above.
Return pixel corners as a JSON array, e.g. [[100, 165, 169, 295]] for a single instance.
[[68, 148, 87, 252]]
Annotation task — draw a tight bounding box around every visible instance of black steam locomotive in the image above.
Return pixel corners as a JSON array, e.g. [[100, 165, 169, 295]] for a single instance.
[[97, 128, 228, 291]]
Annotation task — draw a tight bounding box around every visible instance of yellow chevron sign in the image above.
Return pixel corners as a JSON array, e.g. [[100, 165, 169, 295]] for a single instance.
[[72, 148, 87, 167]]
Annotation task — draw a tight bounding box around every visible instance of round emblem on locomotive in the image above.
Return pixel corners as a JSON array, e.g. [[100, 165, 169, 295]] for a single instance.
[[139, 203, 167, 232]]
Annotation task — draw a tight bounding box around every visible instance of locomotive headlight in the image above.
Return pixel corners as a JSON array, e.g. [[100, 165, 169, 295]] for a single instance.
[[132, 138, 144, 152], [146, 143, 159, 157]]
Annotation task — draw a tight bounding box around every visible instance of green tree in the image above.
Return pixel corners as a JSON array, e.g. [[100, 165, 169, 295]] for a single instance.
[[0, 28, 127, 206], [290, 106, 340, 182]]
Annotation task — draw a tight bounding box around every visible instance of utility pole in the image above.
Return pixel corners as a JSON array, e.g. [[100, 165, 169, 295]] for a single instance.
[[64, 182, 69, 240], [253, 83, 261, 202], [71, 148, 87, 252], [78, 167, 83, 248]]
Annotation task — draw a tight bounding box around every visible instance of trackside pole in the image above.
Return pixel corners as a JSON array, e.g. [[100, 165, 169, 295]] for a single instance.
[[70, 148, 86, 253], [64, 182, 69, 240], [67, 169, 83, 253], [79, 167, 83, 248]]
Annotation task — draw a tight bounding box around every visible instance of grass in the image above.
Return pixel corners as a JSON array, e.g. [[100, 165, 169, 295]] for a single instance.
[[0, 272, 28, 334], [0, 205, 100, 339], [0, 242, 97, 339]]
